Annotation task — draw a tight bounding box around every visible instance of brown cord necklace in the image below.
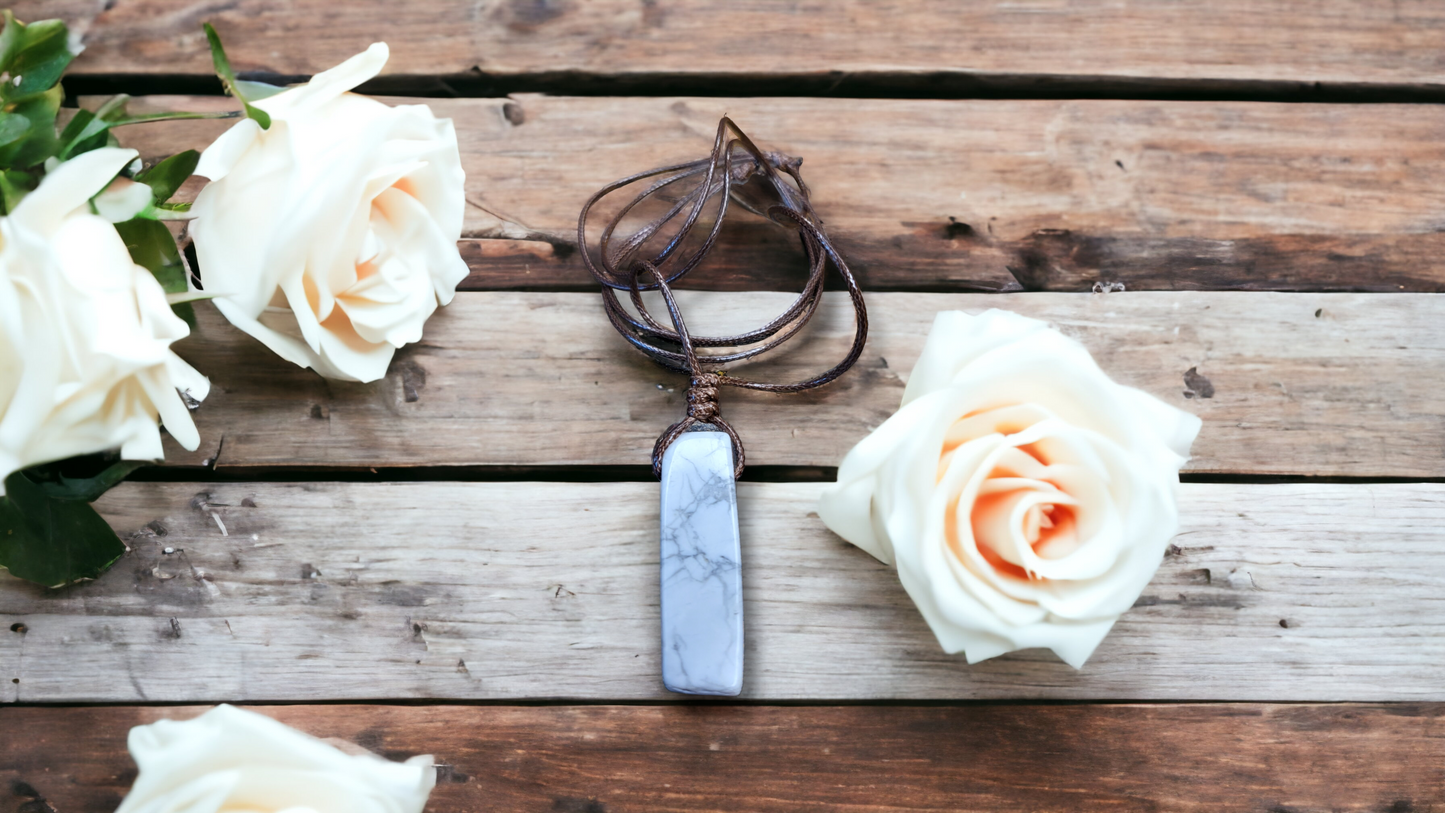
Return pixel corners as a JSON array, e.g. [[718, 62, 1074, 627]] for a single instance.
[[578, 116, 870, 476], [578, 116, 868, 696]]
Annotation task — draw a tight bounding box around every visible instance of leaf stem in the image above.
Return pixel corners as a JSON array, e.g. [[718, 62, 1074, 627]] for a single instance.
[[109, 110, 243, 126]]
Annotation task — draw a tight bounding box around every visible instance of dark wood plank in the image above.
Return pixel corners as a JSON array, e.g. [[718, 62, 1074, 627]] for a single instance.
[[24, 1, 1445, 89], [3, 704, 1442, 812], [108, 95, 1445, 293], [458, 233, 1445, 294]]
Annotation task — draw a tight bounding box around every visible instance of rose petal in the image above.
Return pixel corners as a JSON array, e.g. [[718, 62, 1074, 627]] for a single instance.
[[117, 705, 434, 813]]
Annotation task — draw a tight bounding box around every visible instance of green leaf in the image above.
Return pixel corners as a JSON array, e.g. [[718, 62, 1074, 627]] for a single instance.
[[173, 301, 198, 328], [115, 219, 185, 292], [35, 459, 147, 502], [114, 217, 196, 325], [0, 13, 72, 171], [0, 168, 35, 212], [0, 82, 60, 168], [23, 452, 146, 495], [0, 11, 75, 102], [204, 23, 270, 129], [0, 112, 28, 148], [57, 106, 92, 142], [0, 470, 127, 588], [93, 93, 130, 121], [55, 107, 111, 159], [58, 106, 236, 161], [133, 149, 199, 204]]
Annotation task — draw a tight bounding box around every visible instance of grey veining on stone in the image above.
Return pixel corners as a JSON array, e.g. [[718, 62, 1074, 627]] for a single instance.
[[658, 428, 744, 696]]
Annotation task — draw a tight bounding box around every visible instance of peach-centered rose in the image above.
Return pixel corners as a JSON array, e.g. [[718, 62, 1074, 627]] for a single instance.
[[190, 43, 467, 383], [818, 309, 1200, 667]]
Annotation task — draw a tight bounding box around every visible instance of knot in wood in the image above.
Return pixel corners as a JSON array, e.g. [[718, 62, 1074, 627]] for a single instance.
[[686, 374, 722, 421]]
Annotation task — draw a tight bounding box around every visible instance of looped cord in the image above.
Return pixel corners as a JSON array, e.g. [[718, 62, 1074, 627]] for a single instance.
[[578, 117, 869, 479]]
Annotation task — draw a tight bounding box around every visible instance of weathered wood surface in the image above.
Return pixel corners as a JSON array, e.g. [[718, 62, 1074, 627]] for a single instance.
[[28, 0, 1445, 88], [155, 291, 1445, 477], [3, 481, 1442, 703], [5, 704, 1443, 812], [111, 95, 1445, 293]]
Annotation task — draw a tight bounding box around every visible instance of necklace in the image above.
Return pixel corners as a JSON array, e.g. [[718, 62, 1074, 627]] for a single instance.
[[578, 117, 869, 696]]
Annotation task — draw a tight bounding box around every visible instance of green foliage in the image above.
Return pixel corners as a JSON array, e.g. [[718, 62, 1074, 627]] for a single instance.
[[0, 11, 72, 171], [134, 148, 199, 202], [0, 16, 220, 587], [0, 83, 59, 170], [58, 96, 234, 161], [0, 458, 144, 588], [27, 455, 148, 502], [110, 148, 202, 323], [205, 23, 271, 129], [0, 10, 74, 98], [0, 15, 231, 201], [0, 166, 33, 210], [114, 217, 196, 325], [56, 96, 122, 159]]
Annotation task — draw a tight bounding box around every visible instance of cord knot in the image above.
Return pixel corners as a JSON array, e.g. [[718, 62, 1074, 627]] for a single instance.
[[685, 373, 721, 421]]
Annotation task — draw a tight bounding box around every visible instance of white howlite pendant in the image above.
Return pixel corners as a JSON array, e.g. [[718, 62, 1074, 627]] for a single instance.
[[658, 427, 744, 696]]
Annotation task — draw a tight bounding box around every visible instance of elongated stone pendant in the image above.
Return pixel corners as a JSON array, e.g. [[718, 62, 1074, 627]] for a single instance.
[[658, 427, 744, 696]]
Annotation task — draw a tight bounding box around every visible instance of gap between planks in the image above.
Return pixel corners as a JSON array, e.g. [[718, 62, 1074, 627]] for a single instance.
[[3, 703, 1442, 812], [2, 481, 1442, 704], [155, 291, 1445, 478]]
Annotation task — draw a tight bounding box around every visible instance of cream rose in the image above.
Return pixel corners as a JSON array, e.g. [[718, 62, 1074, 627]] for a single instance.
[[0, 147, 208, 493], [818, 309, 1200, 668], [191, 43, 468, 383], [115, 705, 435, 813]]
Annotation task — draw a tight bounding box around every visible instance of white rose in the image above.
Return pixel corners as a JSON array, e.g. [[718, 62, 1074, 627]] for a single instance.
[[190, 43, 468, 383], [0, 147, 208, 493], [818, 309, 1200, 668], [116, 705, 435, 813]]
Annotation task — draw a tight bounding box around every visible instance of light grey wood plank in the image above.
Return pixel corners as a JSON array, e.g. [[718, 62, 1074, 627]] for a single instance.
[[1, 481, 1441, 702], [0, 618, 18, 703], [161, 291, 1445, 477]]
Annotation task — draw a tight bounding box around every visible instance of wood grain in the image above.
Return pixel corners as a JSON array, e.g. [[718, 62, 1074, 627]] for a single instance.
[[26, 0, 1445, 88], [105, 95, 1445, 293], [2, 480, 1443, 703], [4, 703, 1443, 813], [155, 291, 1445, 477]]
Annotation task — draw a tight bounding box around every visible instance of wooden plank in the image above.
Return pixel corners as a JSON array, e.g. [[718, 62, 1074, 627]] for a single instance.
[[104, 95, 1445, 293], [157, 291, 1445, 477], [4, 704, 1442, 812], [3, 481, 1443, 702], [27, 1, 1445, 88]]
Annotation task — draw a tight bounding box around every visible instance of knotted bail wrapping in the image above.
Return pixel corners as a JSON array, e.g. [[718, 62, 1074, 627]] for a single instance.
[[578, 116, 870, 479], [685, 372, 721, 422], [649, 373, 746, 478]]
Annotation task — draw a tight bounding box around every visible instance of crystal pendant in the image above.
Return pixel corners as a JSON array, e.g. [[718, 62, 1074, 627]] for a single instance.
[[658, 427, 744, 696]]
